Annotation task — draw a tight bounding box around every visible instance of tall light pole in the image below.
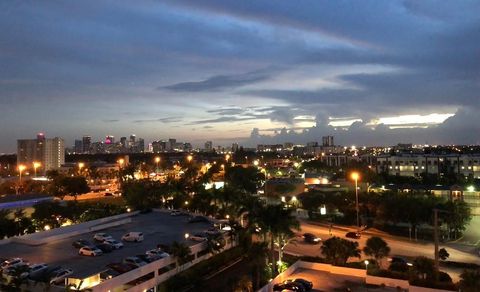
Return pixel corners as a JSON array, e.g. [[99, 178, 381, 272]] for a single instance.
[[78, 162, 85, 175], [33, 162, 41, 177], [186, 155, 193, 163], [351, 172, 360, 233], [18, 164, 26, 183], [154, 156, 160, 172]]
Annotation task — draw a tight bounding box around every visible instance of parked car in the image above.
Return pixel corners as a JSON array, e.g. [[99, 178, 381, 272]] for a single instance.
[[96, 243, 115, 253], [146, 249, 169, 258], [135, 254, 154, 263], [205, 227, 222, 236], [72, 239, 95, 249], [156, 244, 171, 253], [273, 280, 306, 292], [122, 232, 144, 242], [0, 258, 27, 271], [188, 215, 210, 223], [79, 246, 103, 256], [287, 278, 313, 291], [104, 238, 124, 249], [345, 232, 361, 239], [389, 256, 413, 267], [170, 210, 182, 216], [49, 268, 73, 284], [302, 233, 321, 244], [189, 232, 208, 241], [106, 263, 136, 274], [28, 263, 49, 276], [123, 257, 147, 268], [93, 233, 113, 242]]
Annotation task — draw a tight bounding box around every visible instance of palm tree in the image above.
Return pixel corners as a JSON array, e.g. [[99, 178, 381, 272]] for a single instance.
[[253, 204, 299, 276], [170, 241, 192, 272], [246, 242, 268, 290]]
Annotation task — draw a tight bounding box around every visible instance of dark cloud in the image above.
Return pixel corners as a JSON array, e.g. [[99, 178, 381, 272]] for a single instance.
[[161, 70, 270, 92], [0, 1, 479, 150]]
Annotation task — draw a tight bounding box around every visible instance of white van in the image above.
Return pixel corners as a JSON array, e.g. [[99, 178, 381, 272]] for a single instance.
[[121, 232, 144, 242]]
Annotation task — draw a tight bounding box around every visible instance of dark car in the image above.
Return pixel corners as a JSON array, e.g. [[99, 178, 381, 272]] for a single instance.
[[302, 233, 321, 244], [273, 281, 306, 292], [188, 215, 210, 223], [106, 263, 136, 274], [156, 244, 171, 253], [135, 254, 154, 263], [291, 278, 313, 291], [96, 243, 115, 253], [345, 232, 361, 239], [72, 239, 95, 249]]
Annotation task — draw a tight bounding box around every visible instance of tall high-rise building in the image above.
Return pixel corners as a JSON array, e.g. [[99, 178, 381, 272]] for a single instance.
[[120, 137, 127, 149], [17, 133, 65, 173], [168, 139, 176, 151], [105, 135, 115, 144], [74, 140, 83, 154], [137, 138, 145, 153], [232, 143, 239, 152], [322, 136, 334, 147], [82, 135, 91, 153], [204, 141, 213, 152]]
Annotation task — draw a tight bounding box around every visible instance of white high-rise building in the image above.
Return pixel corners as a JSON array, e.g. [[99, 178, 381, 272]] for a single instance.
[[17, 133, 65, 174]]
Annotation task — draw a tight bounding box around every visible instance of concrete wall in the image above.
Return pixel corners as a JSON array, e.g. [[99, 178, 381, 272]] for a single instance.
[[90, 239, 236, 292], [366, 275, 409, 290], [258, 261, 366, 292], [10, 211, 139, 246]]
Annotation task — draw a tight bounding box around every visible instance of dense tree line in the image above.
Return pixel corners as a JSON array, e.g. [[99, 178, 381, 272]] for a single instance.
[[299, 190, 471, 240]]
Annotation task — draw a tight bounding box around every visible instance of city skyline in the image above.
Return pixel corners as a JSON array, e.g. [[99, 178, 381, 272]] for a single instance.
[[1, 1, 480, 151]]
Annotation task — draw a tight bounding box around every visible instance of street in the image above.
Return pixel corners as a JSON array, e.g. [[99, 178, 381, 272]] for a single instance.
[[283, 220, 480, 282]]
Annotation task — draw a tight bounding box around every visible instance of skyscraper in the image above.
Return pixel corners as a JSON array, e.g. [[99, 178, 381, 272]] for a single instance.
[[74, 140, 83, 154], [205, 141, 213, 152], [82, 135, 91, 154]]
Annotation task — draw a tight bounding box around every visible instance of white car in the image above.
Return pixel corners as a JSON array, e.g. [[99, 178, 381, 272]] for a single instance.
[[79, 246, 103, 256], [122, 232, 144, 242], [0, 258, 27, 271], [93, 233, 113, 242], [50, 268, 73, 284], [104, 238, 124, 249], [123, 257, 147, 268], [170, 210, 181, 216], [146, 249, 169, 258], [28, 263, 49, 275]]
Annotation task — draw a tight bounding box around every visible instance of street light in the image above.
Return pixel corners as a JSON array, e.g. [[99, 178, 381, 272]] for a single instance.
[[118, 158, 125, 167], [33, 162, 41, 177], [351, 172, 360, 233], [78, 162, 85, 174], [184, 233, 190, 240], [154, 156, 161, 172], [186, 155, 193, 163], [225, 154, 230, 162], [18, 164, 26, 183], [253, 160, 259, 167]]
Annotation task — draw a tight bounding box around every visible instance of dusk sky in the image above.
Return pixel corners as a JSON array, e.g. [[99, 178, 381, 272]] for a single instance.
[[1, 0, 479, 152]]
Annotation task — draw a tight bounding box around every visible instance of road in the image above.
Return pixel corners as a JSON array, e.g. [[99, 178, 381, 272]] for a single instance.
[[283, 220, 480, 281]]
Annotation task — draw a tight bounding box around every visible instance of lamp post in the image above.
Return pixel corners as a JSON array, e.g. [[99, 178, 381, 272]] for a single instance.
[[351, 172, 360, 233], [364, 260, 369, 290], [18, 164, 26, 183], [154, 156, 161, 173], [78, 162, 85, 175], [33, 162, 41, 177], [186, 155, 193, 163]]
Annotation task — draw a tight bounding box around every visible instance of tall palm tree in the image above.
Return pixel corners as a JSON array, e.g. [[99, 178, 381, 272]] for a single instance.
[[170, 241, 192, 272], [246, 242, 268, 290], [253, 204, 299, 276]]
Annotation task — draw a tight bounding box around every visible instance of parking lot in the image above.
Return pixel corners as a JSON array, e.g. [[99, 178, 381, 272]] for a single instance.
[[0, 211, 212, 279]]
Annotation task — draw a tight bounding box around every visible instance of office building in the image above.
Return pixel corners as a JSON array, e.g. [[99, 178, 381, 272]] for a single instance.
[[74, 140, 83, 154], [205, 141, 213, 152], [82, 136, 91, 154]]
